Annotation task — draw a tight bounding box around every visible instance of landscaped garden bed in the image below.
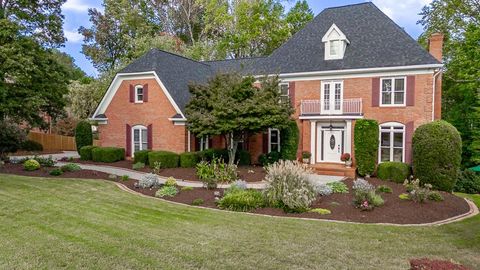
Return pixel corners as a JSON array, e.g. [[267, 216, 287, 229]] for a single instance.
[[0, 163, 111, 179]]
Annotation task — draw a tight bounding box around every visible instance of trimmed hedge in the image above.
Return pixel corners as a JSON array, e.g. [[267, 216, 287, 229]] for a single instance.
[[235, 149, 251, 165], [354, 119, 379, 176], [258, 151, 281, 166], [148, 151, 179, 168], [377, 162, 411, 183], [21, 140, 43, 151], [280, 120, 299, 160], [180, 152, 199, 168], [454, 170, 480, 194], [92, 147, 125, 163], [75, 121, 93, 151], [133, 150, 151, 165], [79, 145, 97, 161], [413, 120, 462, 192]]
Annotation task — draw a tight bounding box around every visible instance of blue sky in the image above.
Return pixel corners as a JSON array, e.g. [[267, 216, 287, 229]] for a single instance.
[[60, 0, 432, 77]]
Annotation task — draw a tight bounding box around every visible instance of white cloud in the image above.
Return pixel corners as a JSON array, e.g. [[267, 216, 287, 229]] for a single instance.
[[370, 0, 432, 21], [65, 29, 83, 43], [62, 0, 93, 12]]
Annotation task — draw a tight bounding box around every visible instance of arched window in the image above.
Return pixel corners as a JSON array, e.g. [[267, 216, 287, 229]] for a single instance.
[[134, 85, 144, 103], [132, 125, 148, 154], [379, 122, 405, 162]]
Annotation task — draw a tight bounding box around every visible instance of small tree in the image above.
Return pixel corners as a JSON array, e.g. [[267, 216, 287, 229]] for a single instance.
[[413, 120, 462, 191], [280, 119, 299, 160], [186, 73, 293, 164], [354, 119, 379, 176], [0, 121, 26, 160], [75, 121, 93, 151]]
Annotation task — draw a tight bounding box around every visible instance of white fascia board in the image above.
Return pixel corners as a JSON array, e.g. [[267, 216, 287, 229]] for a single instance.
[[299, 115, 364, 120], [92, 71, 186, 119]]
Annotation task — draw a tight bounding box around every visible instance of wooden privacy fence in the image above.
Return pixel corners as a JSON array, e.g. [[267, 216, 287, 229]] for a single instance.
[[27, 132, 100, 151]]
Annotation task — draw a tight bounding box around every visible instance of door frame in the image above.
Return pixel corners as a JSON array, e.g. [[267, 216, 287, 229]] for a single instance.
[[316, 122, 346, 163], [131, 125, 148, 156], [320, 80, 344, 115]]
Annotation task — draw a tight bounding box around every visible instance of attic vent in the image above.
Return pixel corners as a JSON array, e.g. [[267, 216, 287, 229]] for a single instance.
[[322, 23, 349, 60]]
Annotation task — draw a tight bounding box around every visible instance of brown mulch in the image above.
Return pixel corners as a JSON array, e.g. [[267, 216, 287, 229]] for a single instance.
[[71, 159, 266, 183], [10, 151, 63, 156], [410, 258, 472, 270], [0, 163, 111, 179]]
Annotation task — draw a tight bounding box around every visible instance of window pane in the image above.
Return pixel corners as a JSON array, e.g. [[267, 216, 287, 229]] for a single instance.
[[134, 143, 140, 152], [137, 88, 143, 94], [280, 84, 289, 95], [382, 92, 391, 104], [141, 129, 148, 144], [381, 79, 392, 104], [393, 148, 403, 162], [271, 144, 279, 152], [271, 130, 279, 143], [381, 148, 390, 162], [142, 142, 148, 150], [330, 40, 338, 55], [335, 84, 341, 110], [324, 84, 330, 110], [395, 78, 405, 91], [381, 132, 390, 147], [394, 92, 404, 104], [134, 129, 140, 142], [393, 133, 403, 147]]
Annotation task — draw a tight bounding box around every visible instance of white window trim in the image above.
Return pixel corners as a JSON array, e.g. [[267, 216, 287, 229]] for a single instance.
[[134, 85, 144, 103], [378, 122, 405, 163], [199, 135, 209, 151], [379, 77, 407, 107], [132, 125, 148, 156], [279, 82, 289, 102], [320, 80, 344, 114], [268, 128, 281, 153], [322, 24, 349, 61]]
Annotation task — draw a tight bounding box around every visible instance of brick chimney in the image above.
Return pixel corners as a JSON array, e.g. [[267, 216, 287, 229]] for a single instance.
[[428, 33, 444, 62]]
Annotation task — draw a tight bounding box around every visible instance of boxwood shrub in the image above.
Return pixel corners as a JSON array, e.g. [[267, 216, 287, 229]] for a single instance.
[[79, 145, 97, 161], [235, 149, 251, 166], [377, 162, 411, 183], [21, 140, 43, 152], [354, 119, 379, 176], [413, 120, 462, 192], [180, 152, 199, 168], [75, 121, 93, 151], [133, 150, 150, 165], [92, 147, 125, 163], [280, 120, 299, 160], [148, 151, 179, 168]]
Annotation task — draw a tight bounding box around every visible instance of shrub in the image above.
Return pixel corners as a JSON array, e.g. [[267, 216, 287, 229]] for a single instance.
[[309, 208, 331, 215], [409, 258, 470, 270], [352, 179, 374, 192], [33, 156, 55, 167], [230, 180, 248, 190], [399, 193, 410, 200], [353, 189, 384, 210], [148, 151, 179, 168], [198, 148, 229, 162], [61, 163, 82, 172], [21, 140, 43, 152], [49, 168, 63, 176], [121, 175, 129, 181], [258, 151, 281, 166], [377, 185, 393, 193], [427, 191, 444, 202], [377, 162, 411, 183], [264, 160, 316, 212], [132, 162, 145, 170], [313, 184, 333, 196], [138, 173, 160, 189], [217, 189, 264, 212], [92, 147, 125, 163], [23, 159, 40, 171], [354, 119, 379, 176], [164, 177, 177, 187], [181, 186, 194, 191], [151, 161, 161, 174], [196, 158, 238, 189], [326, 182, 349, 194], [155, 186, 178, 198], [280, 120, 299, 160], [0, 121, 26, 160], [108, 174, 117, 180], [413, 120, 462, 192], [302, 151, 311, 159], [133, 150, 150, 165], [75, 121, 93, 151], [79, 146, 97, 161], [180, 152, 199, 168], [454, 170, 480, 194], [192, 198, 204, 206], [403, 179, 433, 203], [235, 150, 251, 165]]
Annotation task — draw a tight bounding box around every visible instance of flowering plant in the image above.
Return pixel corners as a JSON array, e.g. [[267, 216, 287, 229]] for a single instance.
[[340, 153, 351, 162]]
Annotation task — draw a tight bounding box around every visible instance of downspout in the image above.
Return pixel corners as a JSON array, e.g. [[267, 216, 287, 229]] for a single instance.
[[187, 130, 191, 152], [432, 68, 442, 121]]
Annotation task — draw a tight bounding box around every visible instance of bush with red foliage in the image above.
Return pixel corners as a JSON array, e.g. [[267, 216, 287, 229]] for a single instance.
[[410, 258, 471, 270]]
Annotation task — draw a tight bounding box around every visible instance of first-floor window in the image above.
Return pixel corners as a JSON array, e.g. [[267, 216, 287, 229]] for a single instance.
[[379, 123, 404, 162], [132, 125, 148, 154], [269, 128, 280, 153], [199, 135, 209, 151]]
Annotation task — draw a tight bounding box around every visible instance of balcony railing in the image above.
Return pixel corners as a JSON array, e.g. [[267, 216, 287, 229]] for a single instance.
[[300, 98, 363, 115]]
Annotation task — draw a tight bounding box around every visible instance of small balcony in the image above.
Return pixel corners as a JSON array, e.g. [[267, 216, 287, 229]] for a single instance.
[[300, 98, 363, 116]]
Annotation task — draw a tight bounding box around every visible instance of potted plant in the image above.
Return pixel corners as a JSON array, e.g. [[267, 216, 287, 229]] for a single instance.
[[302, 151, 311, 164], [341, 153, 352, 168]]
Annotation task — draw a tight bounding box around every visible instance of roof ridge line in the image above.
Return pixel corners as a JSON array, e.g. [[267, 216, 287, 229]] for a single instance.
[[202, 56, 267, 63], [151, 48, 211, 67], [324, 2, 373, 10]]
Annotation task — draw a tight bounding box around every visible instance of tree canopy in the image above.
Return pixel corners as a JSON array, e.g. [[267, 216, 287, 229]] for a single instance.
[[186, 73, 293, 164]]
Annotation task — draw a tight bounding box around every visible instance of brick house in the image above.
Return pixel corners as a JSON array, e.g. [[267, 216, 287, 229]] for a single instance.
[[90, 3, 443, 176]]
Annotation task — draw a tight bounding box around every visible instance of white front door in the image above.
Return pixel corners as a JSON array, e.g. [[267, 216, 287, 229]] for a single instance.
[[321, 81, 343, 114], [323, 130, 342, 162]]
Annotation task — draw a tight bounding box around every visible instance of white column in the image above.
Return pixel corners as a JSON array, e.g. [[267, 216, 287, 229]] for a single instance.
[[345, 120, 352, 154], [310, 121, 316, 164], [187, 130, 191, 152]]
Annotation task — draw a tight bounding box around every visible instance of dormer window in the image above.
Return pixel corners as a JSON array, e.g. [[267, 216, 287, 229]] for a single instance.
[[322, 24, 349, 60]]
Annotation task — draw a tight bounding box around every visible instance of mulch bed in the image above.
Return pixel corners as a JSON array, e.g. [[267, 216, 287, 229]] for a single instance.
[[0, 163, 111, 179], [10, 151, 63, 156], [71, 159, 266, 183], [1, 163, 472, 224]]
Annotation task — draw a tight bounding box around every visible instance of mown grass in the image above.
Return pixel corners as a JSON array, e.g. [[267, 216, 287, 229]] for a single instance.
[[0, 174, 478, 269]]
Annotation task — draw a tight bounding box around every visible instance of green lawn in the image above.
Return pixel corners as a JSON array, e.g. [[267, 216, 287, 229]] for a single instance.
[[0, 174, 479, 269]]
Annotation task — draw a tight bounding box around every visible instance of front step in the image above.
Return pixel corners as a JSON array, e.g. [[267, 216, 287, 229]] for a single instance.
[[309, 163, 356, 178]]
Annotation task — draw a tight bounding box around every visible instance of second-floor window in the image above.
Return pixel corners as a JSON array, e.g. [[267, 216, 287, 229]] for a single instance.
[[381, 77, 405, 106], [279, 83, 289, 103], [135, 85, 144, 103]]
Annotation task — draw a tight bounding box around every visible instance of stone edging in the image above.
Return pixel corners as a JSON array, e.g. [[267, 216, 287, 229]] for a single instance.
[[113, 181, 479, 227]]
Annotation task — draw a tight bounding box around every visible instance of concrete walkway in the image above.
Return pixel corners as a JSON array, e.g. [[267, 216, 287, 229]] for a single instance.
[[10, 151, 79, 162]]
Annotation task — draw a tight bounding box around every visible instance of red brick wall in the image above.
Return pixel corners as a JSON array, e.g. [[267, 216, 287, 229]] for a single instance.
[[97, 78, 186, 154]]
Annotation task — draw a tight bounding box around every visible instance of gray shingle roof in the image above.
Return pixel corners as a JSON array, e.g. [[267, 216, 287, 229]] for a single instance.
[[117, 2, 439, 114]]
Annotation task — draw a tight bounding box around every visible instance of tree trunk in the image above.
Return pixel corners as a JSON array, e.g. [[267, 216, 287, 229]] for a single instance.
[[226, 132, 238, 165]]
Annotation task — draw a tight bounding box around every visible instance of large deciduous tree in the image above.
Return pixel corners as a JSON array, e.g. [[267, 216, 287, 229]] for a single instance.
[[418, 0, 480, 167], [186, 73, 293, 164]]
